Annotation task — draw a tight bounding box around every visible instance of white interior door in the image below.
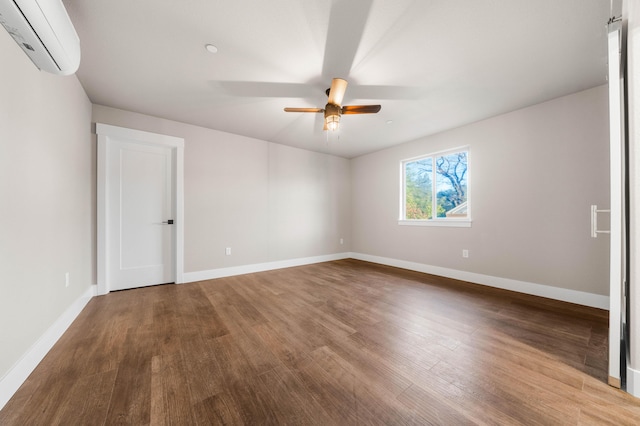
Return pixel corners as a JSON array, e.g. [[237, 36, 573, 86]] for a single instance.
[[108, 141, 174, 290], [97, 124, 185, 294]]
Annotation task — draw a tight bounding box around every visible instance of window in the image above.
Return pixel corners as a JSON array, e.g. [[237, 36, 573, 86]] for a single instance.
[[400, 148, 470, 227]]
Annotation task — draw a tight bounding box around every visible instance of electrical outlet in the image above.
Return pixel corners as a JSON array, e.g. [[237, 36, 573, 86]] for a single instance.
[[462, 249, 469, 258], [225, 247, 231, 256], [65, 272, 70, 287]]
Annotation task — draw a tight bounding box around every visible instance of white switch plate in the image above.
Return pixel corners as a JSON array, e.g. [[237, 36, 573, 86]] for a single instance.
[[462, 249, 469, 258], [225, 247, 231, 256]]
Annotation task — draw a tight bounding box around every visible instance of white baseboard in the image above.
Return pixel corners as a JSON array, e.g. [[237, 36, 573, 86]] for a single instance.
[[184, 251, 608, 309], [183, 252, 351, 283], [0, 285, 96, 411], [350, 252, 609, 310], [628, 366, 640, 398]]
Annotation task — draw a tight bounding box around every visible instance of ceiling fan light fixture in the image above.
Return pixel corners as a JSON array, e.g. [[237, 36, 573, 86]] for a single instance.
[[284, 78, 381, 134], [326, 114, 340, 131]]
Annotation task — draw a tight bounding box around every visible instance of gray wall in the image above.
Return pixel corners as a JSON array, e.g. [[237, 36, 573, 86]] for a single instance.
[[0, 32, 93, 378], [92, 105, 352, 275], [351, 85, 610, 296]]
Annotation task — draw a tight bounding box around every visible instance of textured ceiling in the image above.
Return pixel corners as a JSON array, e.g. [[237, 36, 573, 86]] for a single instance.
[[62, 0, 611, 158]]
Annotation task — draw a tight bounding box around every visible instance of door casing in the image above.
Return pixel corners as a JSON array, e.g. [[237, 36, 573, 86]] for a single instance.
[[96, 123, 184, 295]]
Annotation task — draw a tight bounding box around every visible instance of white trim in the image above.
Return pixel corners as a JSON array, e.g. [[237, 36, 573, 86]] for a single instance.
[[398, 219, 472, 228], [96, 123, 183, 146], [96, 123, 185, 294], [184, 251, 608, 309], [607, 22, 624, 386], [401, 145, 471, 164], [96, 136, 107, 295], [183, 253, 351, 283], [174, 144, 185, 284], [0, 285, 96, 411], [350, 252, 610, 310], [627, 366, 640, 397]]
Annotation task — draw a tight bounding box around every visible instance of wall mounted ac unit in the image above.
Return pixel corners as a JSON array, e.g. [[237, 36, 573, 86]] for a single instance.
[[0, 0, 80, 75]]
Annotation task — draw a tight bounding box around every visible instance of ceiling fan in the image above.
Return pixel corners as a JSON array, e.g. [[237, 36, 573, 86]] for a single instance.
[[284, 78, 381, 131]]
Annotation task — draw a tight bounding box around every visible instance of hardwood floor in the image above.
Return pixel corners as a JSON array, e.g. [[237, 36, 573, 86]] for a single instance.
[[1, 259, 639, 425]]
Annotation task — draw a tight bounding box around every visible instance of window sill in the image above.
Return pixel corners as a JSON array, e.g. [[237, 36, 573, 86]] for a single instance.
[[398, 219, 472, 228]]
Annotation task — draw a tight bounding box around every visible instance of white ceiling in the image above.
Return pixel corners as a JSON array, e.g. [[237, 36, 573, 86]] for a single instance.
[[62, 0, 611, 158]]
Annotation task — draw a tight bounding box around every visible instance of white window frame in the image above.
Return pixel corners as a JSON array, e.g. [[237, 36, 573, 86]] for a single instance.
[[399, 146, 471, 228]]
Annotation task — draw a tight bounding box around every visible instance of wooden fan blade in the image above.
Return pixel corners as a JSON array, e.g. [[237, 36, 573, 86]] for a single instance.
[[284, 107, 324, 113], [341, 105, 381, 114], [327, 78, 348, 106]]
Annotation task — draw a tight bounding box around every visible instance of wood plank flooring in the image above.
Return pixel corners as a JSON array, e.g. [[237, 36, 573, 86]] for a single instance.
[[2, 259, 639, 425]]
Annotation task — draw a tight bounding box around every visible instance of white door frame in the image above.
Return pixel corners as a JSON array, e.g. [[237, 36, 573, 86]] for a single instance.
[[96, 123, 184, 295], [607, 18, 625, 388]]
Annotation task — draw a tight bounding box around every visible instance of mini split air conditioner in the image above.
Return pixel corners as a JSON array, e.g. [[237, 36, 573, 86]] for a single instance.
[[0, 0, 80, 75]]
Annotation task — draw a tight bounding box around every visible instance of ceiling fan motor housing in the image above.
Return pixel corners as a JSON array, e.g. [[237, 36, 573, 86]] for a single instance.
[[324, 103, 341, 119]]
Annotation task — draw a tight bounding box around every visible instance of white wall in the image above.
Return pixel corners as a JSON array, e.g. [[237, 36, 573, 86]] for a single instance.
[[352, 85, 610, 297], [91, 105, 351, 276], [0, 32, 93, 380]]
